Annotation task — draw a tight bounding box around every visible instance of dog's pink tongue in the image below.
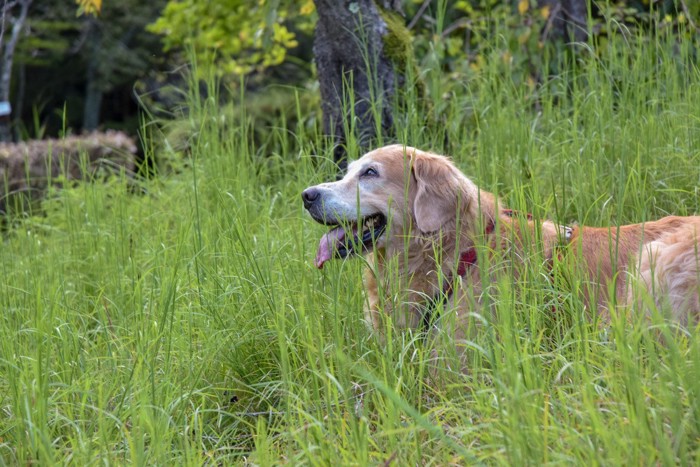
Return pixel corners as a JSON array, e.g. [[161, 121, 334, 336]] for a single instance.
[[315, 227, 345, 269]]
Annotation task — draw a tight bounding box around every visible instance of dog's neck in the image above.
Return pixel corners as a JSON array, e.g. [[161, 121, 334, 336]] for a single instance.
[[426, 189, 500, 270], [376, 190, 502, 279], [365, 190, 505, 330]]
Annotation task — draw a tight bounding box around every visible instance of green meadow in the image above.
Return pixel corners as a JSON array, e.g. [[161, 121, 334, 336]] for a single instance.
[[2, 28, 700, 464]]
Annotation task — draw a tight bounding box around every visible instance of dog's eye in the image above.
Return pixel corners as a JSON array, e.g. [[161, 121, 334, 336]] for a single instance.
[[361, 167, 378, 178]]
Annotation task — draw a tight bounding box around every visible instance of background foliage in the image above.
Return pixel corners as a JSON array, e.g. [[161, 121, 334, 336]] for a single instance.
[[13, 0, 166, 137], [148, 0, 316, 75], [11, 1, 699, 140]]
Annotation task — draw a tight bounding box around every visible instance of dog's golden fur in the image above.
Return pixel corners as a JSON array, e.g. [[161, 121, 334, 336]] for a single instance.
[[302, 145, 700, 336]]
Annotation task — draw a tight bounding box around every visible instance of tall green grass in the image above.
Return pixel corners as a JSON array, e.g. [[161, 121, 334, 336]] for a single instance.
[[1, 27, 700, 464]]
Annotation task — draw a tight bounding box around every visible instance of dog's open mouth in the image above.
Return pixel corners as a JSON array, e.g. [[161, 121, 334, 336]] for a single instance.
[[315, 213, 387, 269]]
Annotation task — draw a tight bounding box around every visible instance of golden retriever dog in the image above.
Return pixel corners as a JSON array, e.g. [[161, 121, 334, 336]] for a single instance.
[[302, 145, 700, 339]]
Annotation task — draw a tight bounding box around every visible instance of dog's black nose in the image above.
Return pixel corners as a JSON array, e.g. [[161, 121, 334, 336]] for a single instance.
[[301, 187, 320, 209]]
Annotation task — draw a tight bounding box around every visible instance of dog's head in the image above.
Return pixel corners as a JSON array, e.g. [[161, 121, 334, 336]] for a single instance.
[[302, 145, 483, 268]]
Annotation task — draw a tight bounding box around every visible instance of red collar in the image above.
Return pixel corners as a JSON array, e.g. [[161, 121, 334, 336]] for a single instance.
[[456, 209, 531, 277], [422, 209, 534, 331]]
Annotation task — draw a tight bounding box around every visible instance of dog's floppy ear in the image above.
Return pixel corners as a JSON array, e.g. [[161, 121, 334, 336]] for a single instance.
[[411, 152, 474, 233]]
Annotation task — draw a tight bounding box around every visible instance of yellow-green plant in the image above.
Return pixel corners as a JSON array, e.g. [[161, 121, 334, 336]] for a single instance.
[[148, 0, 316, 75]]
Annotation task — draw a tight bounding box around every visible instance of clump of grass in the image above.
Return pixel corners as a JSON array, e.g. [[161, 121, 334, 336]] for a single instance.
[[0, 25, 699, 465]]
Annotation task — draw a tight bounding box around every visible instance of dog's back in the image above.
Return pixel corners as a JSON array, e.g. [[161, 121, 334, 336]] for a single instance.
[[571, 216, 700, 320]]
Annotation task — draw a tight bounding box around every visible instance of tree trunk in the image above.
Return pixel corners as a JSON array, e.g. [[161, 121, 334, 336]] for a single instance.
[[0, 0, 32, 142], [83, 18, 102, 131], [539, 0, 589, 43], [313, 0, 400, 171], [13, 60, 24, 140], [83, 65, 103, 132]]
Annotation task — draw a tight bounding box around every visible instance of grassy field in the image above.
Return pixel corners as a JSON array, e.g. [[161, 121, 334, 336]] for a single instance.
[[2, 29, 700, 464]]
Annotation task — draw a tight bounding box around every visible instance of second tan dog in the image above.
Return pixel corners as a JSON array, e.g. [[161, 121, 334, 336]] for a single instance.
[[302, 145, 700, 338]]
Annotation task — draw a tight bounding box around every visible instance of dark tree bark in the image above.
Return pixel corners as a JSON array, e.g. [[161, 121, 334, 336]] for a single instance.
[[539, 0, 589, 43], [313, 0, 401, 171]]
